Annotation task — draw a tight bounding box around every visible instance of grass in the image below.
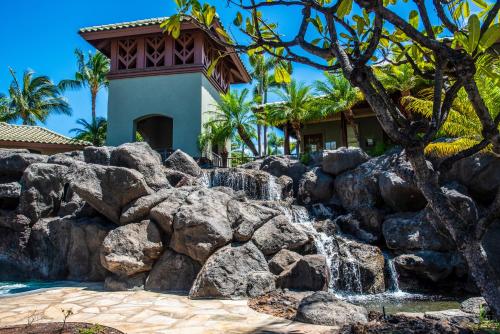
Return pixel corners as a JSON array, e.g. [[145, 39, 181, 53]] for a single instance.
[[471, 306, 500, 333]]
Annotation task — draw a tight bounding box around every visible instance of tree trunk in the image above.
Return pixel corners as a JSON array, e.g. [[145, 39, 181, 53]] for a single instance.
[[257, 124, 261, 156], [284, 124, 291, 155], [343, 109, 361, 147], [292, 122, 303, 155], [237, 126, 259, 156], [263, 125, 268, 156], [405, 147, 500, 318], [91, 90, 97, 123]]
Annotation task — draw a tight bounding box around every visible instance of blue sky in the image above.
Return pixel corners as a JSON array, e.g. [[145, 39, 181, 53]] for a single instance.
[[0, 0, 450, 137]]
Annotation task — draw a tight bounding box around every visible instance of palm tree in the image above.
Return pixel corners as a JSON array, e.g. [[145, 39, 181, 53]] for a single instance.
[[268, 80, 315, 154], [6, 68, 71, 125], [314, 72, 363, 146], [70, 117, 107, 146], [267, 131, 284, 155], [0, 93, 11, 122], [59, 49, 109, 122], [208, 88, 259, 156]]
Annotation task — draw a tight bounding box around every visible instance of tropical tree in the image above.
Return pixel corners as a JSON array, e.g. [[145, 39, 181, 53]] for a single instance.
[[0, 93, 11, 122], [268, 80, 316, 154], [267, 131, 284, 155], [314, 72, 363, 146], [5, 68, 71, 125], [70, 117, 107, 146], [59, 49, 110, 122], [208, 88, 259, 156]]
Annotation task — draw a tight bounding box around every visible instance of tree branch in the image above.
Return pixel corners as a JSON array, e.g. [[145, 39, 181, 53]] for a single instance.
[[432, 0, 458, 33]]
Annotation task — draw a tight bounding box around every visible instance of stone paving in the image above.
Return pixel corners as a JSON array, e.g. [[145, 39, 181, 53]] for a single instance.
[[0, 284, 336, 333]]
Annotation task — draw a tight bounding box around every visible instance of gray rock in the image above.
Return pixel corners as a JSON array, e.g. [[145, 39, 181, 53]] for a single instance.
[[247, 271, 276, 297], [483, 220, 500, 278], [260, 156, 307, 194], [145, 249, 201, 292], [277, 254, 330, 291], [71, 164, 151, 224], [297, 167, 334, 205], [0, 226, 32, 280], [19, 163, 69, 222], [252, 215, 309, 255], [47, 151, 84, 166], [110, 142, 169, 190], [120, 187, 179, 225], [268, 249, 302, 275], [424, 309, 478, 324], [295, 291, 368, 326], [379, 171, 426, 212], [84, 146, 112, 165], [170, 188, 233, 263], [104, 273, 147, 291], [227, 199, 280, 242], [0, 211, 30, 232], [189, 242, 270, 299], [321, 147, 369, 176], [334, 165, 380, 211], [150, 188, 191, 235], [0, 182, 21, 209], [334, 214, 378, 244], [0, 151, 48, 181], [100, 220, 163, 276], [383, 210, 455, 252], [461, 297, 489, 315], [164, 168, 197, 187], [164, 149, 202, 177]]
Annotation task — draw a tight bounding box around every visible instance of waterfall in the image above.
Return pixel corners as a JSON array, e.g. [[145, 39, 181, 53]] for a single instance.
[[203, 168, 282, 201], [386, 254, 402, 294]]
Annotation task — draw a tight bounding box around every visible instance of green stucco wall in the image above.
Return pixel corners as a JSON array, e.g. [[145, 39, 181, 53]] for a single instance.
[[107, 72, 220, 157]]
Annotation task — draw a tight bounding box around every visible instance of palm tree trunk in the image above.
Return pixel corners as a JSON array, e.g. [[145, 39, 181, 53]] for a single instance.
[[91, 89, 97, 123], [257, 124, 262, 156], [343, 109, 361, 147], [293, 122, 303, 155], [263, 90, 268, 156], [237, 126, 259, 156], [284, 123, 291, 155]]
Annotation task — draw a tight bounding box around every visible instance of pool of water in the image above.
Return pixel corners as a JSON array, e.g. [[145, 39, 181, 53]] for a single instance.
[[0, 281, 86, 297]]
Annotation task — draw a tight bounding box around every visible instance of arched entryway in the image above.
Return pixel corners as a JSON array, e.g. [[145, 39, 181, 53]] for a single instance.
[[134, 115, 173, 155]]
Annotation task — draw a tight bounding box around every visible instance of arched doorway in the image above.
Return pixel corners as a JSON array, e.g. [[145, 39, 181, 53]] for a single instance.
[[134, 115, 173, 155]]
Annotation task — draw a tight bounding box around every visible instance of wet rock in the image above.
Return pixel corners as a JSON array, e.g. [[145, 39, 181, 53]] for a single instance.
[[189, 242, 269, 298], [70, 164, 151, 224], [295, 291, 368, 326], [120, 187, 179, 225], [145, 249, 201, 292], [150, 188, 191, 235], [321, 147, 369, 176], [252, 215, 309, 256], [247, 271, 276, 297], [0, 182, 21, 209], [268, 249, 302, 275], [383, 210, 455, 252], [260, 156, 307, 194], [227, 199, 280, 242], [277, 254, 330, 291], [110, 142, 169, 190], [170, 188, 232, 263], [378, 171, 426, 212], [0, 151, 47, 181], [19, 163, 69, 222], [334, 214, 378, 244], [164, 149, 202, 177], [104, 272, 147, 291], [297, 167, 334, 205], [83, 146, 112, 165], [100, 220, 163, 276]]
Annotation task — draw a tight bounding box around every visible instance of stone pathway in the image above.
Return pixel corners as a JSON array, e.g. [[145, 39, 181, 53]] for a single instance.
[[0, 284, 336, 333]]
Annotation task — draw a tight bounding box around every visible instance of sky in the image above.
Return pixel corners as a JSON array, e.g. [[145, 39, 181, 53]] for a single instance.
[[0, 0, 447, 137]]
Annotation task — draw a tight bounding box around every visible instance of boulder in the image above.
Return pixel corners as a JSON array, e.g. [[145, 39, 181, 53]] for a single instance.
[[334, 214, 378, 244], [150, 188, 191, 234], [0, 151, 47, 181], [120, 187, 179, 225], [483, 220, 500, 277], [277, 254, 330, 291], [100, 220, 163, 276], [321, 147, 369, 176], [19, 163, 69, 222], [260, 156, 307, 194], [252, 215, 309, 255], [70, 164, 151, 224], [383, 210, 455, 252], [0, 211, 30, 232], [268, 249, 302, 275], [189, 242, 270, 299], [84, 146, 112, 165], [47, 151, 84, 166], [378, 171, 426, 212], [145, 249, 201, 292], [460, 297, 489, 315], [164, 149, 202, 177], [164, 168, 198, 187], [295, 291, 368, 326], [334, 165, 380, 211], [170, 188, 233, 263], [110, 142, 169, 190], [227, 199, 280, 242], [247, 271, 276, 297], [0, 182, 21, 209], [104, 273, 147, 291], [424, 309, 478, 324], [0, 226, 32, 280], [29, 216, 113, 280], [297, 168, 335, 205]]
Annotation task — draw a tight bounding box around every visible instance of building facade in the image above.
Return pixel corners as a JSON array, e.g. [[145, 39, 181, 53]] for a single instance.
[[79, 17, 250, 157]]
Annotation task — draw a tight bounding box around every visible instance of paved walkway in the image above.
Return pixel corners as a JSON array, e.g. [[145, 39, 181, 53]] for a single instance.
[[0, 284, 335, 334]]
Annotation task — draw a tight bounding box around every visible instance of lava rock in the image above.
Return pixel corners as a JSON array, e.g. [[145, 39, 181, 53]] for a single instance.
[[47, 151, 84, 166], [260, 156, 307, 194], [164, 149, 202, 177], [321, 147, 369, 176], [104, 272, 148, 291], [145, 249, 201, 292], [83, 146, 113, 165], [277, 254, 330, 291], [227, 199, 280, 242], [0, 182, 21, 209], [378, 171, 426, 212], [150, 188, 191, 235], [252, 215, 309, 255], [460, 297, 489, 315], [295, 291, 368, 326], [297, 167, 335, 205], [0, 211, 30, 232], [100, 220, 163, 276], [0, 151, 48, 181], [120, 187, 180, 225], [189, 242, 270, 298], [247, 271, 276, 297], [268, 249, 302, 275]]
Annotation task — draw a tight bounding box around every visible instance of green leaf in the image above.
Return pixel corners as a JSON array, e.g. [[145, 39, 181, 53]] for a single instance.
[[216, 27, 232, 42], [472, 0, 488, 9], [337, 0, 353, 19], [468, 14, 480, 53], [274, 65, 290, 83], [207, 57, 220, 77], [463, 1, 470, 18], [409, 10, 419, 29], [479, 23, 500, 51], [205, 6, 216, 26], [233, 12, 243, 26]]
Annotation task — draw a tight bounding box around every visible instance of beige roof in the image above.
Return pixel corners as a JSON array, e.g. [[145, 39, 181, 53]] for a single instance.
[[79, 17, 171, 33], [0, 123, 90, 146]]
